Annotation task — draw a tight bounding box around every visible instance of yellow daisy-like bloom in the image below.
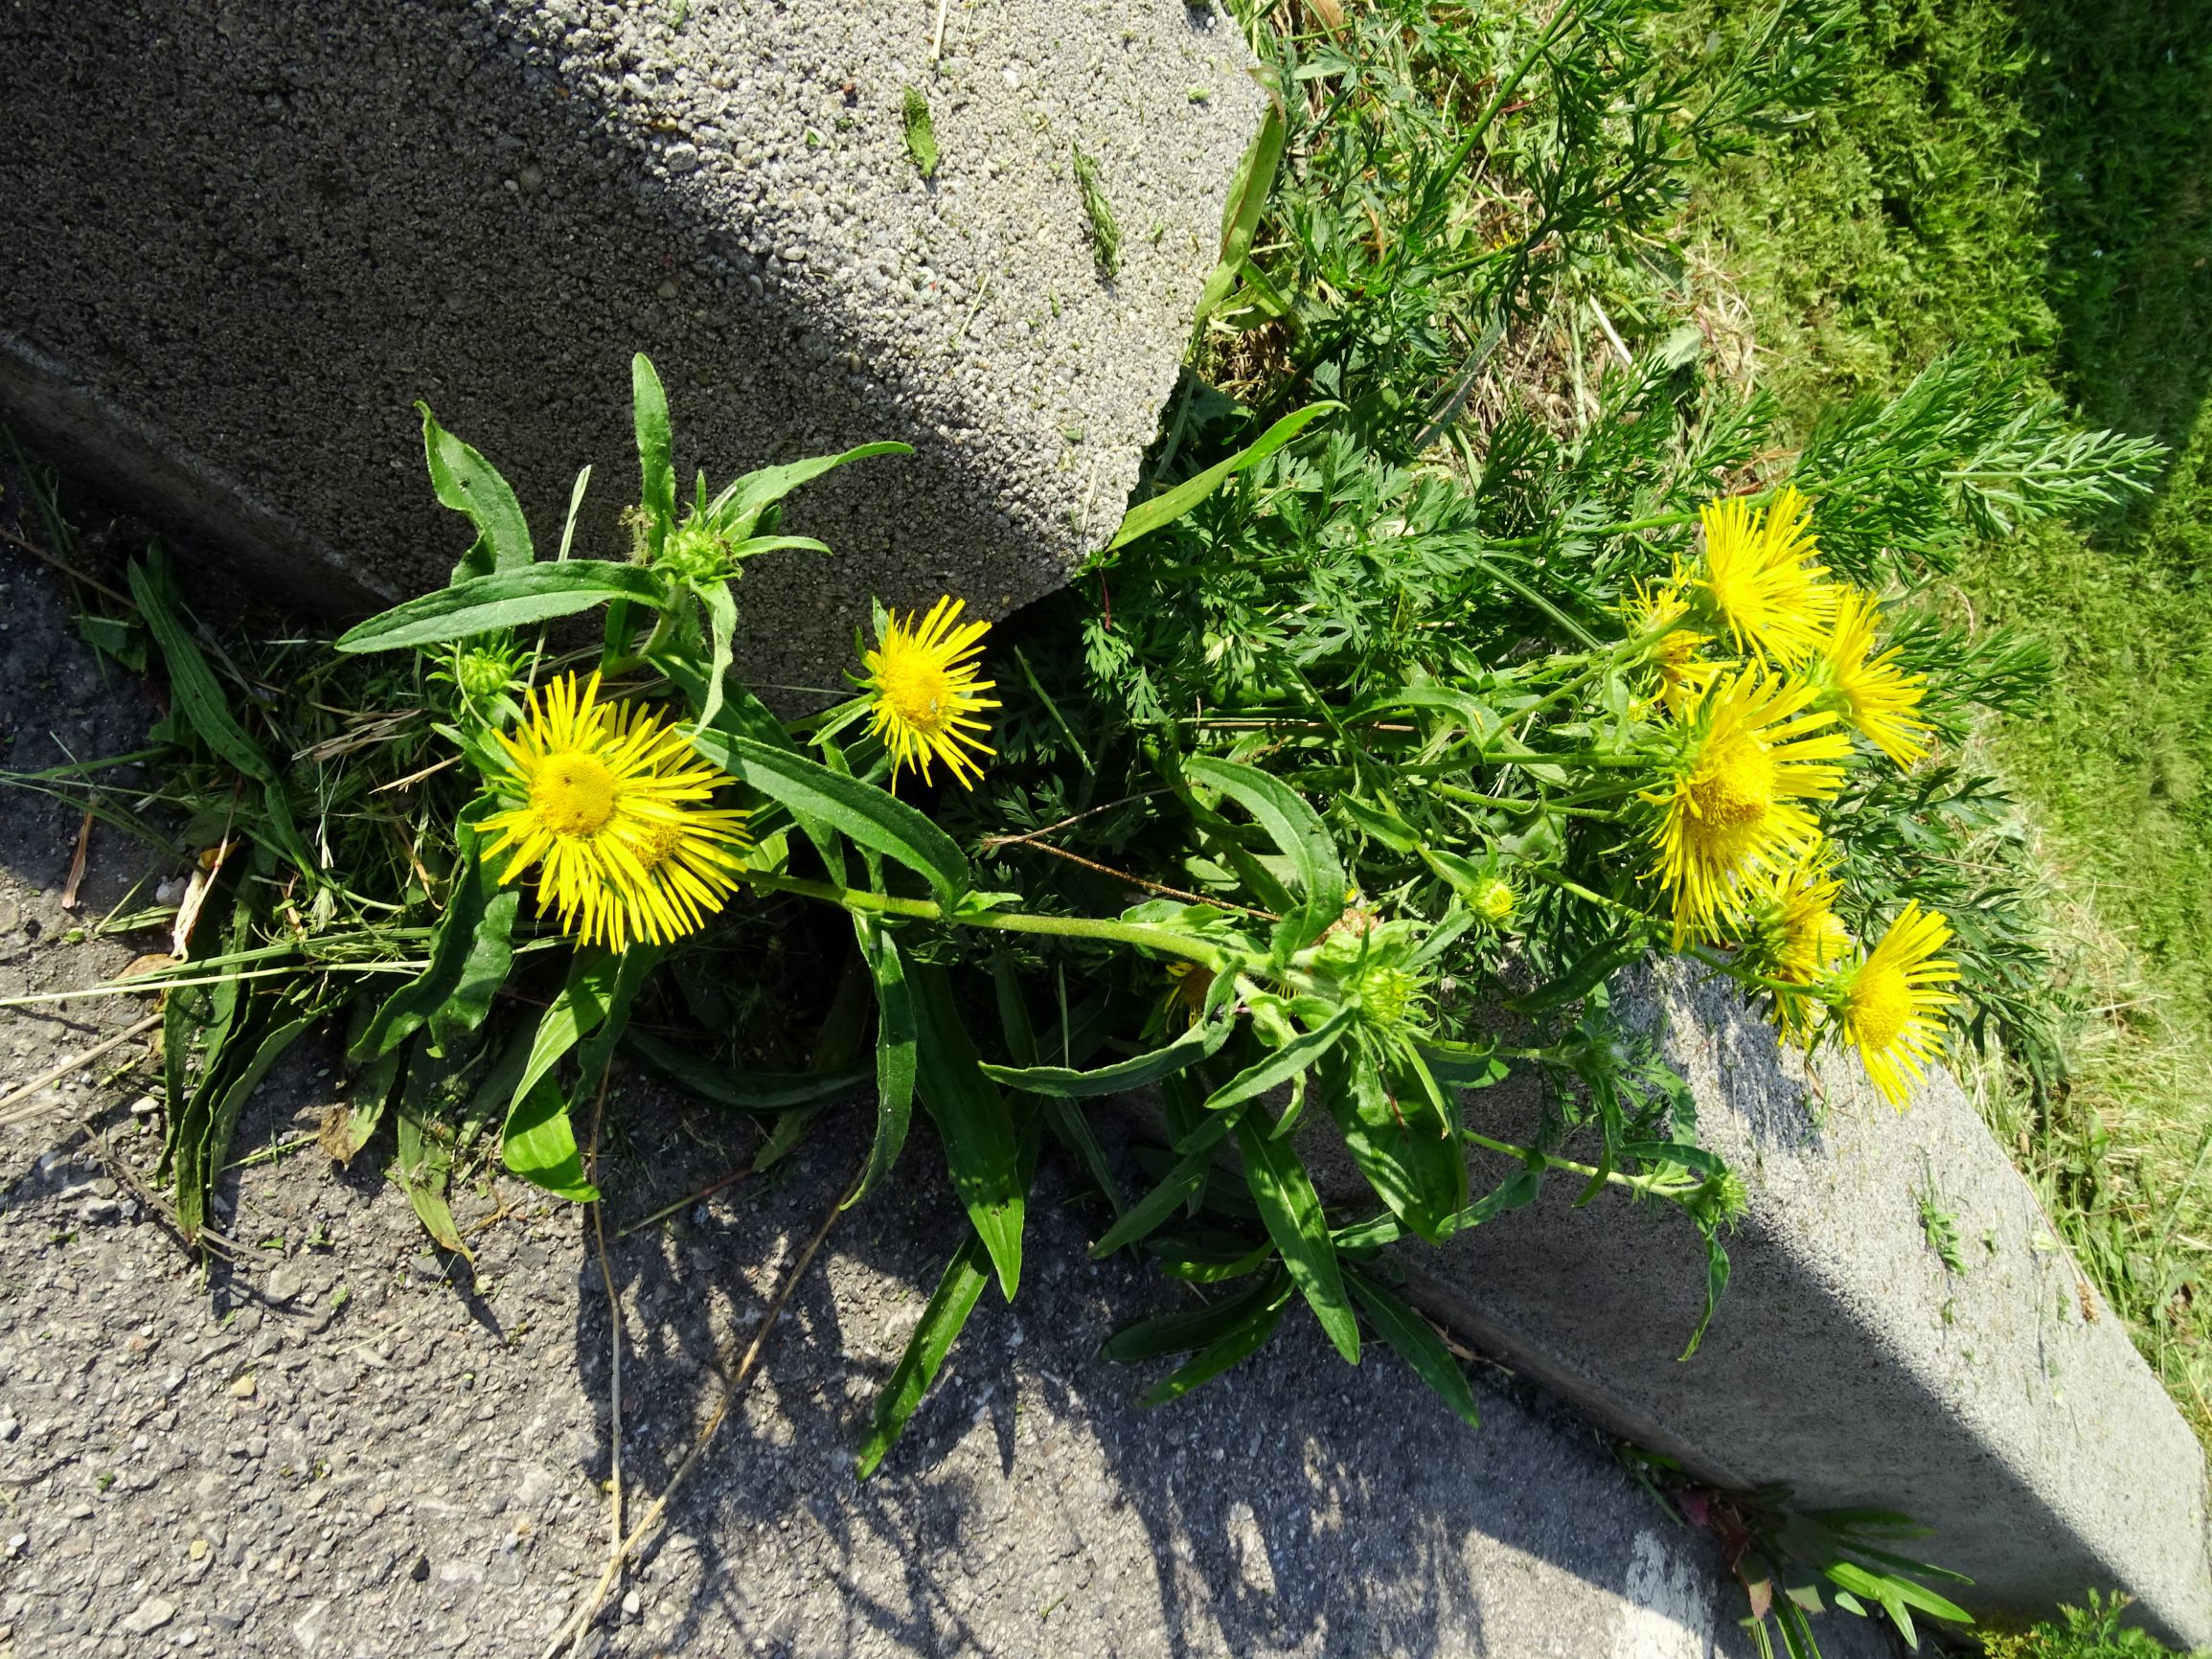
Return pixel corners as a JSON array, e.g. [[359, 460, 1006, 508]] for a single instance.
[[1647, 669, 1854, 947], [1680, 485, 1836, 667], [859, 596, 1000, 788], [1828, 901, 1959, 1106], [480, 672, 751, 950], [1806, 587, 1933, 769], [1739, 859, 1852, 1041], [1624, 579, 1724, 716]]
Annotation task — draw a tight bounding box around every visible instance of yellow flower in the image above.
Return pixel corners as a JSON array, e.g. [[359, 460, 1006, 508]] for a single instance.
[[1624, 579, 1724, 716], [1806, 587, 1932, 768], [859, 597, 999, 788], [1738, 858, 1852, 1040], [1680, 485, 1836, 666], [1163, 961, 1216, 1030], [1827, 901, 1959, 1106], [1647, 669, 1854, 947], [480, 672, 751, 950]]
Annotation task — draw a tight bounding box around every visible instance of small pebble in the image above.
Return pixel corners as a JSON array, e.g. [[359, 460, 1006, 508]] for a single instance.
[[228, 1375, 256, 1399]]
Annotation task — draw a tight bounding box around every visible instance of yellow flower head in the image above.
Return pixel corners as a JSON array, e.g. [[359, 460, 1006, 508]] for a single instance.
[[1806, 587, 1932, 769], [1647, 668, 1854, 947], [1625, 578, 1724, 716], [1827, 901, 1959, 1106], [859, 597, 999, 788], [1738, 858, 1852, 1041], [1681, 485, 1836, 667], [480, 672, 751, 950]]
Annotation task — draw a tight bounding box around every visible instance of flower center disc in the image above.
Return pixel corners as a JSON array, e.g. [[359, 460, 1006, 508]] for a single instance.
[[880, 660, 953, 734], [1849, 964, 1911, 1050], [534, 753, 619, 836], [1690, 735, 1775, 830]]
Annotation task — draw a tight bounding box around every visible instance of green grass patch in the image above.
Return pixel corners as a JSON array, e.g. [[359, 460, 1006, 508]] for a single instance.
[[1680, 0, 2212, 1436]]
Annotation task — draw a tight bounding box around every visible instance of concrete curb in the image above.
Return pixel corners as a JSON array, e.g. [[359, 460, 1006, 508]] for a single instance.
[[0, 0, 1266, 694], [1369, 962, 2212, 1646]]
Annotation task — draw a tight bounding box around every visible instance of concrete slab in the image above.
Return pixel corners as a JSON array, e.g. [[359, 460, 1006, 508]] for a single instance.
[[1381, 962, 2212, 1647], [0, 0, 1264, 695]]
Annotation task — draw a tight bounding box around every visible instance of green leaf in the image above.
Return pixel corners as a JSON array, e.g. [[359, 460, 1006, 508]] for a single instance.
[[980, 1011, 1233, 1098], [420, 402, 534, 580], [693, 730, 969, 901], [1509, 935, 1645, 1014], [1677, 1222, 1732, 1361], [855, 1235, 988, 1479], [1105, 402, 1337, 552], [497, 949, 631, 1200], [395, 1040, 470, 1258], [852, 917, 918, 1207], [1197, 1005, 1356, 1124], [504, 1075, 597, 1202], [1104, 1269, 1291, 1362], [1192, 89, 1286, 330], [1234, 1110, 1358, 1364], [1345, 1272, 1480, 1428], [127, 550, 275, 787], [626, 1029, 869, 1110], [911, 964, 1026, 1297], [1419, 1038, 1509, 1089], [694, 578, 739, 738], [330, 1041, 404, 1165], [1138, 1276, 1294, 1405], [714, 442, 913, 533], [1184, 754, 1344, 947], [1091, 1105, 1245, 1258], [1325, 1045, 1468, 1242], [901, 86, 939, 179], [632, 353, 675, 556], [353, 805, 516, 1062], [333, 561, 667, 653], [180, 1015, 308, 1240]]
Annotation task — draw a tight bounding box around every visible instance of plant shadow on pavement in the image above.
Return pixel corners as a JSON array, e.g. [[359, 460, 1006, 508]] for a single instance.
[[568, 1084, 1774, 1659]]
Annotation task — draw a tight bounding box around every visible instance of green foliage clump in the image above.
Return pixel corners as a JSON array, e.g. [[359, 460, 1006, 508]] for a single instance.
[[1980, 1592, 2207, 1659]]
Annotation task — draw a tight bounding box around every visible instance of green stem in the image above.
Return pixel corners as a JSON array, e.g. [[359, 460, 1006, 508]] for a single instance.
[[743, 871, 1225, 966], [1464, 1129, 1688, 1199]]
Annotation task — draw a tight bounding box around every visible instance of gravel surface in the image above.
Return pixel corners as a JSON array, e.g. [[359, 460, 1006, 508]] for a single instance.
[[0, 0, 1265, 701], [0, 536, 1889, 1656]]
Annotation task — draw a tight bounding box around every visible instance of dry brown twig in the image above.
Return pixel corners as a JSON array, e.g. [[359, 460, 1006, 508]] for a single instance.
[[543, 1161, 859, 1659]]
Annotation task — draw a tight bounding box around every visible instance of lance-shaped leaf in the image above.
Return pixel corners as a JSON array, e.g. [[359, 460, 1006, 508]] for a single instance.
[[1323, 1045, 1468, 1242], [1234, 1109, 1358, 1364], [394, 1038, 471, 1258], [352, 805, 517, 1062], [980, 1010, 1234, 1098], [1103, 1268, 1290, 1363], [173, 1012, 308, 1240], [420, 402, 534, 580], [855, 1235, 988, 1480], [911, 964, 1026, 1297], [1346, 1271, 1480, 1427], [851, 917, 918, 1207], [693, 730, 969, 901], [1184, 754, 1345, 949], [1106, 402, 1337, 552], [626, 1029, 870, 1111], [497, 949, 634, 1201], [632, 353, 675, 557], [334, 561, 668, 653], [1137, 1275, 1294, 1406], [709, 442, 913, 534], [1194, 1005, 1356, 1131]]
